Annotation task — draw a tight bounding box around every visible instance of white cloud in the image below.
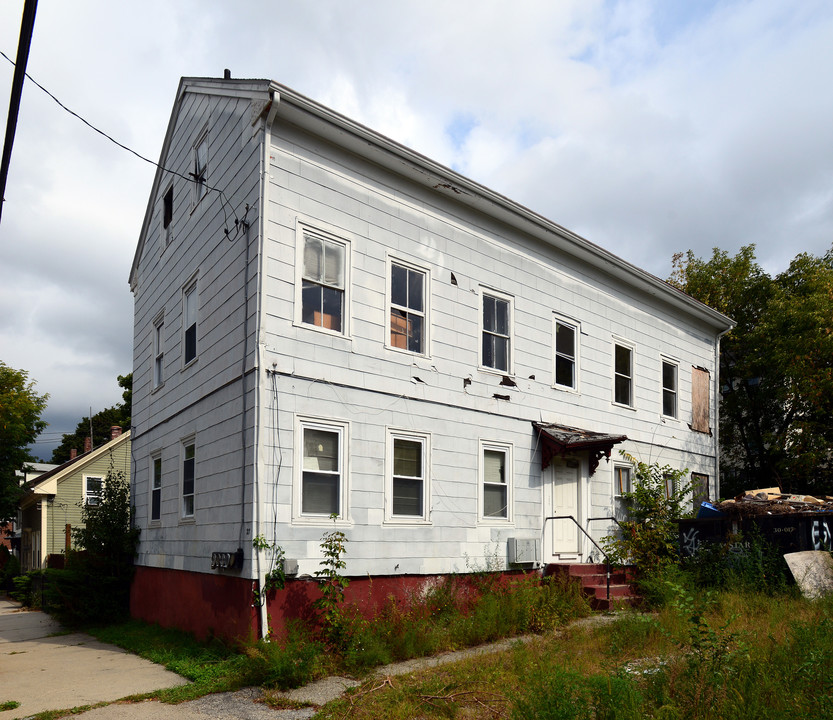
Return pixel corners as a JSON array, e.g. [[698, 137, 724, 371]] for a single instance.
[[2, 0, 833, 457]]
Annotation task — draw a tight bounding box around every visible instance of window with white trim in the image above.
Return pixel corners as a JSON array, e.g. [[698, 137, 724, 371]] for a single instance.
[[662, 360, 678, 418], [389, 260, 427, 354], [613, 464, 632, 520], [183, 280, 197, 365], [299, 419, 347, 518], [300, 230, 347, 333], [481, 291, 512, 373], [182, 441, 195, 518], [554, 317, 578, 390], [153, 313, 164, 388], [614, 342, 633, 407], [192, 132, 208, 205], [664, 473, 678, 499], [480, 441, 512, 521], [150, 455, 162, 522], [85, 476, 103, 506], [386, 430, 429, 521]]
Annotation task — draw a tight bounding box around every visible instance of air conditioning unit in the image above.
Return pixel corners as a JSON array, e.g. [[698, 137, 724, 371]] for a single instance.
[[507, 537, 540, 565]]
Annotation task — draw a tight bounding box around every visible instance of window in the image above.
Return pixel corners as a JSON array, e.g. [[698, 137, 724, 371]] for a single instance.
[[554, 318, 578, 390], [153, 314, 164, 388], [664, 473, 678, 499], [691, 472, 710, 511], [691, 367, 711, 433], [662, 360, 678, 418], [481, 291, 512, 372], [480, 442, 512, 521], [613, 464, 631, 520], [192, 133, 208, 205], [299, 420, 347, 518], [614, 342, 633, 406], [85, 476, 103, 506], [183, 281, 197, 365], [162, 185, 173, 246], [182, 442, 195, 518], [151, 455, 162, 522], [387, 431, 429, 521], [301, 231, 346, 333], [389, 261, 426, 354]]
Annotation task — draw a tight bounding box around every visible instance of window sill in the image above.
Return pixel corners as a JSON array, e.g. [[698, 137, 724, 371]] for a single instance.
[[552, 383, 579, 394], [383, 517, 432, 526], [179, 516, 196, 525], [293, 320, 352, 341], [292, 515, 353, 528], [150, 383, 165, 395], [182, 357, 198, 372], [478, 517, 513, 526], [611, 401, 637, 411]]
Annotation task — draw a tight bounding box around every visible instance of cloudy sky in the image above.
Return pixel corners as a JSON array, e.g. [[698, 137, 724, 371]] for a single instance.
[[2, 0, 832, 460]]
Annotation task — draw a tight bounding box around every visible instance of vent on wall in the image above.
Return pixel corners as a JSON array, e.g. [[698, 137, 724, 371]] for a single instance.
[[507, 537, 540, 565]]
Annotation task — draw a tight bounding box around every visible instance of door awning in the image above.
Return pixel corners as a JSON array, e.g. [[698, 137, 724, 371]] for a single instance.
[[533, 422, 627, 476]]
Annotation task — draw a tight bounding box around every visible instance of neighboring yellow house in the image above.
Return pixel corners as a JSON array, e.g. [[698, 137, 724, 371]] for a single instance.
[[19, 428, 131, 571]]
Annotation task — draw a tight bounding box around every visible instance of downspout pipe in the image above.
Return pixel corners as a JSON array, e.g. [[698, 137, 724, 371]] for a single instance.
[[714, 326, 732, 500], [254, 91, 280, 639]]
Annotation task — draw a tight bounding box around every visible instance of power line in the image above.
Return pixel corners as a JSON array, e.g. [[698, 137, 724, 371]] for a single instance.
[[0, 48, 245, 234]]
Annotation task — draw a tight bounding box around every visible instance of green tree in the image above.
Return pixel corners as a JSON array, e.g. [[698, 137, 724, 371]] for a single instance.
[[55, 465, 140, 624], [670, 246, 833, 494], [50, 373, 131, 464], [0, 362, 48, 523]]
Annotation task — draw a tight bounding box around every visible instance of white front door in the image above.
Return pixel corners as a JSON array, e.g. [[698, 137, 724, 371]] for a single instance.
[[545, 458, 581, 559]]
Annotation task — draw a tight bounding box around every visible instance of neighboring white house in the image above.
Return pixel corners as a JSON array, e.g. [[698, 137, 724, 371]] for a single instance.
[[129, 76, 732, 639]]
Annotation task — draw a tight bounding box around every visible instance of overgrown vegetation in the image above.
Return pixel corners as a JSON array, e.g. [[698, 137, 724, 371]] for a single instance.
[[315, 586, 833, 719], [602, 454, 692, 579], [12, 464, 142, 623]]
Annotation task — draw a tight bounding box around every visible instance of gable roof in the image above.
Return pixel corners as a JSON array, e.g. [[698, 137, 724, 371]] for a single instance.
[[24, 430, 131, 497], [130, 77, 733, 333]]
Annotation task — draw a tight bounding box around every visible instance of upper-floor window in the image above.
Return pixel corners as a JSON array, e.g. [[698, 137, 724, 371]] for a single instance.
[[691, 367, 711, 433], [153, 313, 164, 388], [183, 281, 197, 365], [182, 441, 195, 518], [614, 342, 633, 407], [151, 455, 162, 522], [161, 185, 173, 248], [554, 317, 578, 390], [662, 360, 678, 418], [691, 472, 710, 511], [389, 261, 427, 354], [192, 132, 208, 206], [387, 430, 430, 521], [300, 231, 347, 334], [85, 476, 103, 506], [481, 290, 512, 373]]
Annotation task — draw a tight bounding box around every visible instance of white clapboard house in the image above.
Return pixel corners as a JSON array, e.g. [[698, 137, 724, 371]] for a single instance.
[[129, 76, 732, 639]]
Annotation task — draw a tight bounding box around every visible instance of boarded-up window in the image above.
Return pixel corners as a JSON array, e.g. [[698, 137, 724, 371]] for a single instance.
[[691, 367, 710, 433]]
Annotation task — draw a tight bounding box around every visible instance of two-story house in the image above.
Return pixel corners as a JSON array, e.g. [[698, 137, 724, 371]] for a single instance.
[[129, 76, 732, 640]]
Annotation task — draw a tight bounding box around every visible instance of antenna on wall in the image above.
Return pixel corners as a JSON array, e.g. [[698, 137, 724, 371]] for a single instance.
[[89, 407, 94, 450]]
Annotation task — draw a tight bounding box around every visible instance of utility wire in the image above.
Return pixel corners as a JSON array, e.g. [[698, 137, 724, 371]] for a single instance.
[[0, 48, 244, 233]]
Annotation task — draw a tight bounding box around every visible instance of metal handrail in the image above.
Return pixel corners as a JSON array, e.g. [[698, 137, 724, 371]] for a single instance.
[[542, 514, 613, 602]]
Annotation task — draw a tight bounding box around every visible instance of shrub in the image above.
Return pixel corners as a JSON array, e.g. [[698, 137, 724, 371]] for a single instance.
[[1, 552, 19, 592], [602, 453, 692, 578], [49, 464, 140, 625]]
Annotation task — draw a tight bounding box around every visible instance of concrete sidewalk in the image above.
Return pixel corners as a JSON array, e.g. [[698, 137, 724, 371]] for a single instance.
[[0, 598, 187, 719]]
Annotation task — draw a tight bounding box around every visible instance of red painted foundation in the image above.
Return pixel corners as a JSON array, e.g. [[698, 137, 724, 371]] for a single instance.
[[131, 566, 535, 642], [131, 565, 258, 641]]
